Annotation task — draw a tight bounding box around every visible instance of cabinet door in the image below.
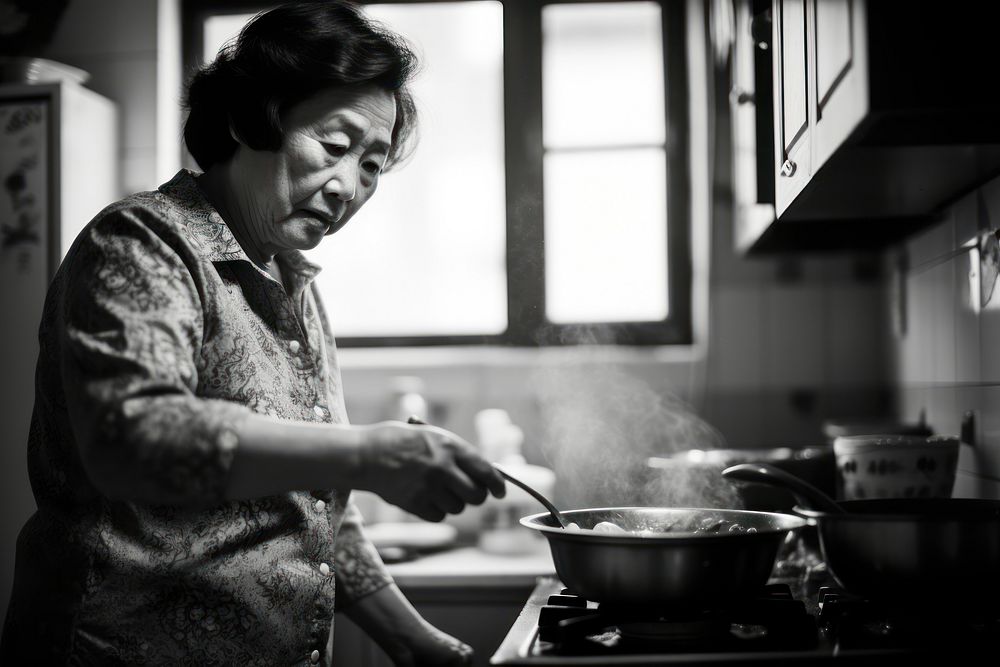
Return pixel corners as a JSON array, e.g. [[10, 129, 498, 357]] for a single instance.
[[773, 0, 812, 215], [812, 0, 868, 170], [732, 0, 777, 251], [333, 616, 394, 667], [332, 587, 532, 667]]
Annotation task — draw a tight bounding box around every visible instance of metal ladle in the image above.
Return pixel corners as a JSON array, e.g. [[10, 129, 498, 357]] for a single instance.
[[494, 466, 569, 528], [721, 462, 846, 514], [406, 416, 569, 527]]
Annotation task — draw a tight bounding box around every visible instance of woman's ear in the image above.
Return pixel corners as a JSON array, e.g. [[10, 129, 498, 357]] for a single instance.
[[228, 116, 246, 147]]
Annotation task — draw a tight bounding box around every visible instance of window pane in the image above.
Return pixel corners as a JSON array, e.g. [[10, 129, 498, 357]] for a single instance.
[[542, 2, 666, 149], [203, 14, 250, 61], [544, 148, 668, 324], [202, 3, 507, 338]]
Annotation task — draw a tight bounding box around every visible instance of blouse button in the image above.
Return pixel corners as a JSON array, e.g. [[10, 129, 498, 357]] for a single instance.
[[218, 430, 238, 452], [314, 499, 326, 512], [289, 340, 301, 354], [319, 562, 331, 576], [310, 649, 320, 663]]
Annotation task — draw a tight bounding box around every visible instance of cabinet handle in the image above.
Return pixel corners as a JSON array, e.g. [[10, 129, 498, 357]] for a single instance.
[[780, 159, 797, 177], [730, 88, 755, 106]]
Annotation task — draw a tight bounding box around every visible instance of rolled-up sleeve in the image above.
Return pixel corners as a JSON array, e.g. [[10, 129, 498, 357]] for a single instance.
[[333, 499, 394, 608], [60, 205, 251, 508]]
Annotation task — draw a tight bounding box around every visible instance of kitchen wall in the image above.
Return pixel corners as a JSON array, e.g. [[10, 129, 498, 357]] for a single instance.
[[41, 0, 180, 195], [889, 175, 1000, 499]]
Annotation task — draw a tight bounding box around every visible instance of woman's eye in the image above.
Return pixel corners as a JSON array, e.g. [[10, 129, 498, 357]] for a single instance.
[[324, 143, 348, 157], [362, 161, 382, 175]]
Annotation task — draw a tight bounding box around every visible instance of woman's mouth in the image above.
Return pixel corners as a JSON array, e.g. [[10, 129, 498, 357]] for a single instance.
[[302, 210, 334, 229]]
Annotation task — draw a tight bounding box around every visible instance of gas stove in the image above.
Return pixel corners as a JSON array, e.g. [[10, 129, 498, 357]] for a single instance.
[[490, 572, 998, 665]]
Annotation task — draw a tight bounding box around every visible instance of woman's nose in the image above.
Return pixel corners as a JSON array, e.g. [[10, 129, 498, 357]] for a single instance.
[[323, 162, 357, 201]]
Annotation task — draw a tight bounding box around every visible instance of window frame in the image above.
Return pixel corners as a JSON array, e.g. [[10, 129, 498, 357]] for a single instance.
[[180, 0, 691, 347]]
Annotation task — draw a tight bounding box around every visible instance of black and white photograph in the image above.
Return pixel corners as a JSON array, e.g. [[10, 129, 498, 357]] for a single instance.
[[2, 0, 1000, 664]]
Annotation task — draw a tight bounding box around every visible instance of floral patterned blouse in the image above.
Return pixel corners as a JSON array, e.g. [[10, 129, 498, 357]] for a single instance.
[[0, 170, 393, 666]]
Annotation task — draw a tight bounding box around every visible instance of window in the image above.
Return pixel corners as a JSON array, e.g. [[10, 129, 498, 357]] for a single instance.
[[543, 3, 669, 325], [183, 0, 690, 346]]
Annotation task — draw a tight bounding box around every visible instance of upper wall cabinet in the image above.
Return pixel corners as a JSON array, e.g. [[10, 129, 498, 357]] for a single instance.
[[737, 0, 1000, 253]]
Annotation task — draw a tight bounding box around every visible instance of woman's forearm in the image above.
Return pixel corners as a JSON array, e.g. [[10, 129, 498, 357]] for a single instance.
[[80, 394, 499, 514], [225, 412, 365, 500], [226, 416, 505, 519]]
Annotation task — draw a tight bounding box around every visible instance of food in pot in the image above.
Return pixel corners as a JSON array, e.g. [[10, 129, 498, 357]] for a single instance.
[[562, 516, 757, 535], [593, 521, 628, 534]]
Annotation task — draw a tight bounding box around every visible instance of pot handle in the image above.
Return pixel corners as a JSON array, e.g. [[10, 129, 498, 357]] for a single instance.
[[722, 463, 845, 514]]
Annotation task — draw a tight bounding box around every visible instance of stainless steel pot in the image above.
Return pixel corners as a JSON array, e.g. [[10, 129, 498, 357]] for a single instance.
[[520, 507, 807, 607], [796, 499, 1000, 608]]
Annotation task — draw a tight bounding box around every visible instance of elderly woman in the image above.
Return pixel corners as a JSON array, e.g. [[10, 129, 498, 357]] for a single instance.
[[0, 2, 504, 665]]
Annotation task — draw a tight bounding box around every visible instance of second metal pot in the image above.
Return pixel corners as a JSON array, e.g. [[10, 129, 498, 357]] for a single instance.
[[796, 498, 1000, 608]]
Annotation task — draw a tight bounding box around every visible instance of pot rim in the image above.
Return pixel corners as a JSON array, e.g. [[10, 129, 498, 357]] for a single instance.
[[832, 434, 959, 452], [794, 498, 1000, 522], [519, 506, 807, 543], [647, 445, 832, 468]]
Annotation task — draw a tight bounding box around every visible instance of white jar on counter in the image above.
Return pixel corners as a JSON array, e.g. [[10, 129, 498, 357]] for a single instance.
[[357, 376, 431, 525], [475, 409, 555, 555]]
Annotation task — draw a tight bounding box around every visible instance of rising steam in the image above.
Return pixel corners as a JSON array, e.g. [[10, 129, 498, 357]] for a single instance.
[[532, 344, 740, 511]]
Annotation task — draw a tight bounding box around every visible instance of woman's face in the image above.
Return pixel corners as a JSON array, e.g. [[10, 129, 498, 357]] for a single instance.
[[236, 83, 396, 254]]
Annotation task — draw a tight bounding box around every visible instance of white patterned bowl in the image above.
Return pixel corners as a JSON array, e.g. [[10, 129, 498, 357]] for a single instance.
[[833, 434, 959, 501]]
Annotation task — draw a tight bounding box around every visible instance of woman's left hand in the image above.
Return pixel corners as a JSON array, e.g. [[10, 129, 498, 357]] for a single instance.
[[386, 622, 473, 666], [344, 583, 474, 666]]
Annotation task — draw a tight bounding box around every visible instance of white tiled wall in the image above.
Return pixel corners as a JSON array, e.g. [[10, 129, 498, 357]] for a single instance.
[[43, 0, 161, 197], [701, 253, 889, 448], [891, 174, 1000, 499]]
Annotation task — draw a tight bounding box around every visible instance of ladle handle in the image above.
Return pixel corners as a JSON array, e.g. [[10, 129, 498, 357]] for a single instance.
[[721, 462, 845, 514], [405, 416, 569, 527], [493, 467, 569, 528]]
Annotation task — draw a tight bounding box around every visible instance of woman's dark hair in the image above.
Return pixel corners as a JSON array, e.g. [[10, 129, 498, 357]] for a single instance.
[[184, 0, 418, 171]]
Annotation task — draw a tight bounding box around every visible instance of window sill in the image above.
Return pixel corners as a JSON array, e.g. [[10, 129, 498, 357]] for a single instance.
[[337, 343, 704, 371]]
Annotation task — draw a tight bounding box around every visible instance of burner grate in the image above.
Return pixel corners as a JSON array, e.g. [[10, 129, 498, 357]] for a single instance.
[[535, 584, 818, 655], [817, 586, 1000, 652]]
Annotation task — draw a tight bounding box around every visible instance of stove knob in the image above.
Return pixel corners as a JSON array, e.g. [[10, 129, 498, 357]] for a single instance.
[[547, 594, 587, 607]]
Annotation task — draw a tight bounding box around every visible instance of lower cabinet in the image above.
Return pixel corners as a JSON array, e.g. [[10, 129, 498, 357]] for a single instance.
[[332, 582, 536, 667]]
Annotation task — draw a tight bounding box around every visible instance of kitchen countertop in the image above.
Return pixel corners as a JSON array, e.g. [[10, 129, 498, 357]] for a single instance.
[[384, 542, 556, 589]]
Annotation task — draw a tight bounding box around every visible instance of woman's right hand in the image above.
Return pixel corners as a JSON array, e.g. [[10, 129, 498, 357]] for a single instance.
[[354, 421, 506, 522]]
